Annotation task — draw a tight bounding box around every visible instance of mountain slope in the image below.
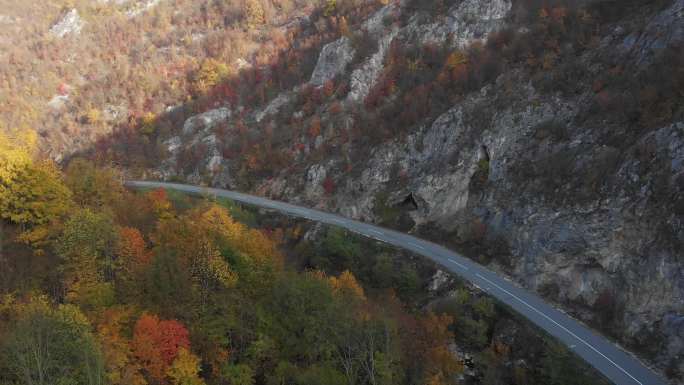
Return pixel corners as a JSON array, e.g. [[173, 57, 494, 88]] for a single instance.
[[126, 0, 683, 381], [6, 0, 679, 381]]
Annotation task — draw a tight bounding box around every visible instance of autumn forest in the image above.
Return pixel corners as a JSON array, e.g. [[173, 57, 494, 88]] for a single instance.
[[0, 122, 609, 385]]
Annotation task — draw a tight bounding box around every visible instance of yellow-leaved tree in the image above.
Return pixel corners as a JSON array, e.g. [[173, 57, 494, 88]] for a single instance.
[[0, 129, 72, 247], [167, 348, 206, 385], [244, 0, 265, 29], [0, 129, 34, 184], [200, 204, 281, 266], [193, 59, 230, 94], [198, 204, 282, 295]]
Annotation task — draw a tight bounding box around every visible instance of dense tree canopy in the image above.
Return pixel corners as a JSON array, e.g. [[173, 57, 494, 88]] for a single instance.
[[56, 208, 119, 307], [64, 158, 124, 209], [0, 158, 607, 385], [0, 296, 105, 385], [0, 130, 71, 234]]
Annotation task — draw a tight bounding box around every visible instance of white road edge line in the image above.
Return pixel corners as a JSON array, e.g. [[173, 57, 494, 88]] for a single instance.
[[447, 259, 469, 270], [369, 229, 384, 236], [475, 273, 643, 385], [408, 242, 425, 250]]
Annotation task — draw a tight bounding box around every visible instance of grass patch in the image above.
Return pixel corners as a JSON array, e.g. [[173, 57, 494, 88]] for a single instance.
[[373, 191, 401, 226]]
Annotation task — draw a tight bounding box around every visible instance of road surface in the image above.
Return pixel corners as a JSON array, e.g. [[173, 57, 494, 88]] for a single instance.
[[126, 180, 666, 385]]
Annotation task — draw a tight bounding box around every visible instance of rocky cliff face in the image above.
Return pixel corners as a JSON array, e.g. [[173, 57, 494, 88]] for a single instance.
[[154, 0, 684, 380], [49, 9, 84, 38]]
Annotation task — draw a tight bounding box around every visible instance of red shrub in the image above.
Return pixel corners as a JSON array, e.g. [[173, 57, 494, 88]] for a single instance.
[[132, 314, 190, 382], [322, 176, 335, 195]]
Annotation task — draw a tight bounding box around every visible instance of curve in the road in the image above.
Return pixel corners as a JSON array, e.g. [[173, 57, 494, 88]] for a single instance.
[[125, 181, 665, 385]]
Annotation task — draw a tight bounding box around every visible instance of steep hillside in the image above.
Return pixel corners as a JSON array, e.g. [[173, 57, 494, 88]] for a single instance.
[[99, 0, 681, 381], [0, 0, 348, 161], [0, 134, 610, 385]]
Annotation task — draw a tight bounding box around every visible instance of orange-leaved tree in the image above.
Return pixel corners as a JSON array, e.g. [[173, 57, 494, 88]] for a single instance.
[[132, 314, 191, 383], [328, 270, 366, 301], [406, 312, 463, 384], [97, 307, 147, 385], [118, 227, 152, 276], [147, 188, 172, 219]]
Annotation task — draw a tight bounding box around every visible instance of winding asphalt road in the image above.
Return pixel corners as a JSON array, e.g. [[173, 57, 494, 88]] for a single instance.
[[126, 180, 666, 385]]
